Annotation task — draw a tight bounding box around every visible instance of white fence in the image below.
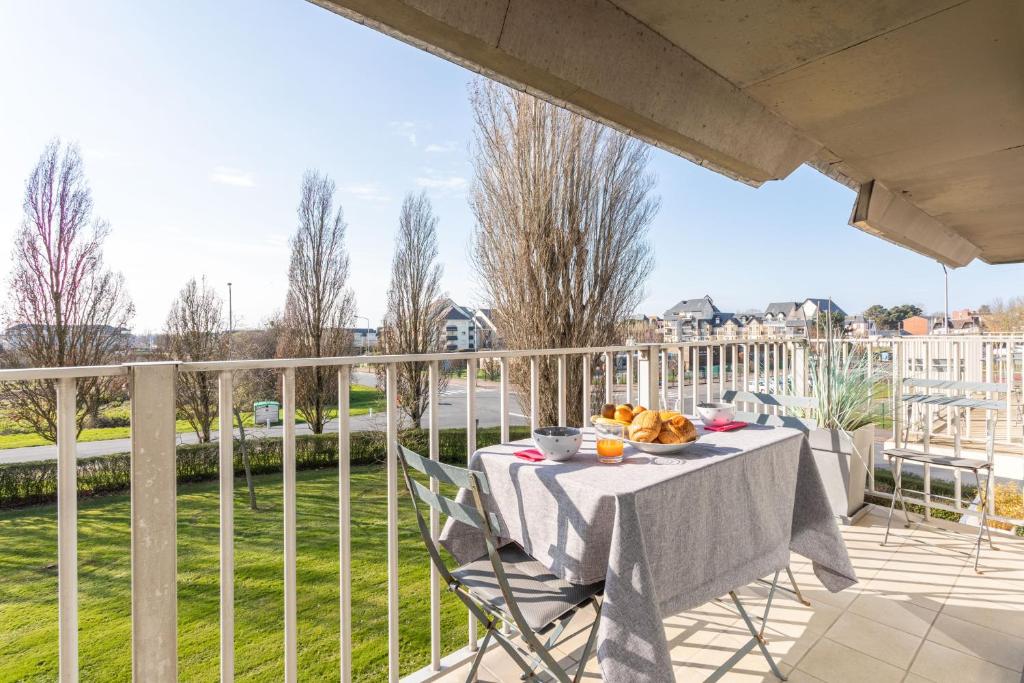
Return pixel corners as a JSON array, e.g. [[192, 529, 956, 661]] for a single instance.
[[1, 335, 1021, 681]]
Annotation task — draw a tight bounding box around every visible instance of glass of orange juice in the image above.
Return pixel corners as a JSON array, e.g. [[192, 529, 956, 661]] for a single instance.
[[594, 422, 625, 464]]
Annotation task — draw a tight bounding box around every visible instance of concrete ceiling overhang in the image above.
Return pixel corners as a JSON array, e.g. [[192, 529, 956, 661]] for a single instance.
[[312, 0, 1024, 267]]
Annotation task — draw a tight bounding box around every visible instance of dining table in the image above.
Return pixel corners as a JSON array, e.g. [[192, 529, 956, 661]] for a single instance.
[[439, 422, 858, 683]]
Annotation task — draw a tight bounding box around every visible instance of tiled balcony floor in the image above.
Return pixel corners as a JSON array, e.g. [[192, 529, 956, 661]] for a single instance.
[[433, 507, 1024, 682]]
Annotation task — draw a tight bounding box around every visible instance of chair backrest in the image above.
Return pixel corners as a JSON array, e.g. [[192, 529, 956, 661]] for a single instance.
[[899, 377, 1004, 411], [397, 445, 536, 637], [721, 390, 819, 432], [397, 445, 502, 536], [896, 377, 1007, 460]]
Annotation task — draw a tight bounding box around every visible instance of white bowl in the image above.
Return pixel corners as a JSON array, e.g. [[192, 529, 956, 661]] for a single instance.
[[696, 402, 736, 426], [533, 427, 582, 461], [624, 436, 700, 455]]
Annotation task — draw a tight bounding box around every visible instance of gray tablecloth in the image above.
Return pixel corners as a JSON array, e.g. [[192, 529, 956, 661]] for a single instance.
[[440, 425, 857, 682]]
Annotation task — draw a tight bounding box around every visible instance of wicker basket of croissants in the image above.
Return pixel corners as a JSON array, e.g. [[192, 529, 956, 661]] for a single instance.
[[591, 403, 698, 450]]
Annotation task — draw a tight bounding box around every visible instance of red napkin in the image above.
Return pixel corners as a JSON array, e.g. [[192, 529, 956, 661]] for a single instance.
[[703, 421, 747, 432], [513, 448, 545, 462]]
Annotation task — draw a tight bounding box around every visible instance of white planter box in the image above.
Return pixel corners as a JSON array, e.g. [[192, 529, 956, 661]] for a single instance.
[[808, 424, 874, 524]]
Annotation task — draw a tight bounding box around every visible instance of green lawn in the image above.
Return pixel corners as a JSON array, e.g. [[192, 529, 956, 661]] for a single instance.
[[0, 385, 385, 450], [0, 464, 470, 681]]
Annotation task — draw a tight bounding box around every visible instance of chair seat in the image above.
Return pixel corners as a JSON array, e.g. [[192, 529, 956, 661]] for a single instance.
[[452, 544, 603, 632], [883, 448, 991, 471]]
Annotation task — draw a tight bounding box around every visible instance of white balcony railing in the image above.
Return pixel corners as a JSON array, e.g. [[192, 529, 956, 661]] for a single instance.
[[831, 334, 1024, 529], [0, 335, 1020, 681]]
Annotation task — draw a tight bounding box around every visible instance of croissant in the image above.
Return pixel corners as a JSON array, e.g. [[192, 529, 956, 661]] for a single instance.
[[656, 427, 683, 444], [660, 414, 698, 443], [628, 409, 662, 442]]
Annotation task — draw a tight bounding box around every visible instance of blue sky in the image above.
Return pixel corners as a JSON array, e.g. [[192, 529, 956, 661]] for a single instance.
[[1, 1, 1021, 333]]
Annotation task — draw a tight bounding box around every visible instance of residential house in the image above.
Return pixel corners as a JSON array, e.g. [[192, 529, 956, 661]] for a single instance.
[[718, 316, 744, 339], [845, 315, 876, 338], [950, 308, 984, 334], [662, 296, 732, 341], [471, 308, 500, 350], [763, 302, 799, 335], [796, 298, 846, 322], [349, 327, 379, 352], [735, 313, 764, 339], [442, 303, 477, 351], [952, 317, 981, 334], [441, 303, 502, 351], [901, 315, 929, 336], [762, 299, 846, 337]]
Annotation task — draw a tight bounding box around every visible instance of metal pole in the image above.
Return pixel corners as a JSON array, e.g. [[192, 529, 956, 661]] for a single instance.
[[942, 264, 950, 334]]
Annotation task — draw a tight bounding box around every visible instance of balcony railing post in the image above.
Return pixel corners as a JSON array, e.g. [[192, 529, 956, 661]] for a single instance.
[[56, 377, 78, 683], [217, 371, 234, 682], [581, 354, 592, 424], [337, 366, 353, 682], [638, 344, 660, 410], [465, 357, 479, 649], [603, 352, 613, 404], [530, 357, 540, 431], [557, 355, 567, 427], [282, 367, 298, 683], [428, 361, 442, 670], [385, 364, 400, 681], [626, 350, 634, 406], [793, 342, 808, 397], [129, 362, 178, 683]]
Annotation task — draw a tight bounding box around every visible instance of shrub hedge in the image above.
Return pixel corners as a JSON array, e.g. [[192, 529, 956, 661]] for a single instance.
[[0, 425, 532, 508]]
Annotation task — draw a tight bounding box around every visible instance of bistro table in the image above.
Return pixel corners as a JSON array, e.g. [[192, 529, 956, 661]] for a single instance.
[[440, 424, 857, 682]]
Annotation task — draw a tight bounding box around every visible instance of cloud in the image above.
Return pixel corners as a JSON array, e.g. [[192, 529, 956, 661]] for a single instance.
[[339, 182, 391, 203], [389, 120, 419, 146], [424, 141, 456, 153], [415, 174, 468, 192], [209, 166, 255, 187]]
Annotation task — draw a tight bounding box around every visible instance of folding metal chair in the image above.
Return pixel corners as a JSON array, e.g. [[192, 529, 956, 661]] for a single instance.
[[883, 378, 1004, 573], [397, 445, 603, 682]]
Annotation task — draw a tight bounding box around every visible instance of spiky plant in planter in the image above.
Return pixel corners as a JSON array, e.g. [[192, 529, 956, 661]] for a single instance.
[[807, 301, 886, 431], [809, 342, 881, 432], [804, 303, 887, 522]]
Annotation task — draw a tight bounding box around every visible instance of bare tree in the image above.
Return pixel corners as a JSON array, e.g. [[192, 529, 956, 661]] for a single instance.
[[469, 81, 659, 425], [378, 192, 448, 427], [983, 297, 1024, 332], [280, 170, 356, 433], [618, 316, 663, 344], [163, 276, 228, 442], [1, 140, 134, 441]]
